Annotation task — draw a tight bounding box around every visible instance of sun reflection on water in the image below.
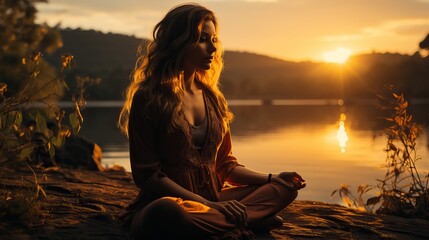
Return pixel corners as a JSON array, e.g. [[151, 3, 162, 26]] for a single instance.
[[337, 113, 349, 153]]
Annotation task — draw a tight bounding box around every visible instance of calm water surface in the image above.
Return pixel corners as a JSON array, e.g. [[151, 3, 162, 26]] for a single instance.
[[78, 102, 429, 204]]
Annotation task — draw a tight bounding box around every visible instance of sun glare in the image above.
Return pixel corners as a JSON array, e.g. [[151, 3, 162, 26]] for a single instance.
[[323, 47, 352, 64]]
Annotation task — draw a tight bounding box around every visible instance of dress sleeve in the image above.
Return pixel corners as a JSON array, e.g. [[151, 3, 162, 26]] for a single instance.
[[128, 91, 166, 191], [215, 128, 243, 186]]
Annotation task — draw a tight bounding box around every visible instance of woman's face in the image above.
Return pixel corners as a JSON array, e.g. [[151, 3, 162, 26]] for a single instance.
[[182, 20, 218, 72]]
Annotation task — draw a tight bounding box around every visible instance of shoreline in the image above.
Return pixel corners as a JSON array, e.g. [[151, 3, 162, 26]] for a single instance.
[[23, 98, 429, 109], [1, 167, 428, 239]]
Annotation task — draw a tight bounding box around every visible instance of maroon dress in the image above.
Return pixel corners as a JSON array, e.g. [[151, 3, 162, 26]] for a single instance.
[[125, 88, 292, 239]]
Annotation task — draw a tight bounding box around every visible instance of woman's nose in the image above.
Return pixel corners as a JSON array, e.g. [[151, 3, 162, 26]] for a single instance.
[[208, 41, 217, 53]]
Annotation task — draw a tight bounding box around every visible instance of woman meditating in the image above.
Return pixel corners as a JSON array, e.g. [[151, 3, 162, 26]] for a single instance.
[[119, 3, 306, 239]]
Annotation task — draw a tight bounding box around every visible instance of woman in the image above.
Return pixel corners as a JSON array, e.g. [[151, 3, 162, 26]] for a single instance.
[[119, 3, 306, 239]]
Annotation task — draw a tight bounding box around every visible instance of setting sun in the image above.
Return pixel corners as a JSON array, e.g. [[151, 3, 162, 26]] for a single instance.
[[323, 47, 352, 64]]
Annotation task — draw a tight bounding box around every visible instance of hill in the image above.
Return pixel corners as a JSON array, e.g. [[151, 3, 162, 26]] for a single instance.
[[46, 28, 144, 71], [45, 28, 429, 100]]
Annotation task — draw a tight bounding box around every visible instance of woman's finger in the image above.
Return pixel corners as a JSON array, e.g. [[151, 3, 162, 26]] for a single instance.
[[224, 203, 243, 225], [293, 172, 305, 182], [232, 200, 247, 212], [231, 201, 247, 225], [293, 178, 306, 189], [219, 205, 235, 223], [292, 180, 301, 189], [230, 202, 246, 225]]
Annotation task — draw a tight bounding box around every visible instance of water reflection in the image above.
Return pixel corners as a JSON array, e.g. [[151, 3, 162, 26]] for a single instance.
[[336, 113, 349, 153], [75, 103, 429, 203]]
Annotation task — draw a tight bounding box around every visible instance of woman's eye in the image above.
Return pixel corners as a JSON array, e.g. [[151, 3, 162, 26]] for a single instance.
[[199, 35, 217, 43]]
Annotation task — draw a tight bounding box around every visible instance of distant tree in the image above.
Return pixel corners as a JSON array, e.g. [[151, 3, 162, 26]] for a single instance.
[[0, 0, 63, 101], [419, 33, 429, 50]]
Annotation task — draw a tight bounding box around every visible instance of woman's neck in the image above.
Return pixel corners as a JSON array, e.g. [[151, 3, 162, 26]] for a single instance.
[[183, 70, 200, 93]]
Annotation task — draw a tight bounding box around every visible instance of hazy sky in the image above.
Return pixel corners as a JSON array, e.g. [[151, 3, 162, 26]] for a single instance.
[[36, 0, 429, 62]]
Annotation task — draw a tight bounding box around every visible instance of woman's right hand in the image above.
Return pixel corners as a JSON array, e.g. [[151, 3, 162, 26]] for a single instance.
[[271, 172, 306, 190], [206, 200, 247, 226]]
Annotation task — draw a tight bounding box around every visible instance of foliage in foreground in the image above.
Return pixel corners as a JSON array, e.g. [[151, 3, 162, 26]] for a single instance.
[[0, 52, 98, 225], [1, 0, 63, 98], [332, 90, 429, 218]]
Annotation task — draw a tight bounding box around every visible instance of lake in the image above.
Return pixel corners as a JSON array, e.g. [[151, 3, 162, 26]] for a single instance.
[[77, 100, 429, 204]]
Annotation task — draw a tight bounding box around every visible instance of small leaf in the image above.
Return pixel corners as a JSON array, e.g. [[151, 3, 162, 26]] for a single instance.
[[19, 146, 34, 161], [69, 112, 81, 135], [48, 144, 55, 159], [366, 196, 381, 206], [388, 143, 397, 151], [15, 111, 23, 127], [44, 128, 54, 139], [51, 136, 64, 148], [61, 79, 70, 91], [0, 82, 7, 94], [35, 112, 47, 133]]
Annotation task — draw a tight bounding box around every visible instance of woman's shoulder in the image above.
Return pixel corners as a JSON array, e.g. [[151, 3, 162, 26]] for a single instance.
[[131, 84, 163, 118], [130, 86, 153, 114], [202, 86, 221, 109]]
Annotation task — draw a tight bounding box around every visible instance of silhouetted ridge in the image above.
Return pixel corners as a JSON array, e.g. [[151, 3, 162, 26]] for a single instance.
[[46, 28, 146, 71], [45, 28, 429, 100]]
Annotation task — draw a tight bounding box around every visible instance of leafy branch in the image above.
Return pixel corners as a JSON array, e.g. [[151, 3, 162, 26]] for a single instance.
[[332, 89, 429, 218]]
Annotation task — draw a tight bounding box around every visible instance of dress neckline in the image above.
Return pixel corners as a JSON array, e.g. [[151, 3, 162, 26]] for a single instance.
[[184, 90, 207, 127]]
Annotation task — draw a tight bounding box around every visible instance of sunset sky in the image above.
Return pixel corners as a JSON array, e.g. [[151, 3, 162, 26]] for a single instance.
[[36, 0, 429, 62]]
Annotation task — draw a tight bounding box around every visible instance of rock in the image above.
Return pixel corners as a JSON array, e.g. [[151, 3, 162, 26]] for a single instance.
[[1, 167, 429, 240], [0, 166, 135, 240], [55, 135, 104, 171], [272, 201, 429, 240], [104, 165, 126, 172]]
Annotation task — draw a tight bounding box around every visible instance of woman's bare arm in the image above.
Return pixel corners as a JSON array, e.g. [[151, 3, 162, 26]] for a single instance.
[[226, 165, 269, 185], [228, 166, 306, 190], [155, 176, 209, 202]]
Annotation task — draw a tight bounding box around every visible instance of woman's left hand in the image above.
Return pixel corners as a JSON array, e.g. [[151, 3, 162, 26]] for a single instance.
[[271, 172, 306, 190]]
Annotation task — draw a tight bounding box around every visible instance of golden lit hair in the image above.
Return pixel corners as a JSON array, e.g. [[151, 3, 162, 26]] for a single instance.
[[119, 3, 232, 136]]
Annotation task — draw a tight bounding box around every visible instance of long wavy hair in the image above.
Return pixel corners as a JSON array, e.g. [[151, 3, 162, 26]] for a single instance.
[[119, 3, 233, 137]]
